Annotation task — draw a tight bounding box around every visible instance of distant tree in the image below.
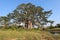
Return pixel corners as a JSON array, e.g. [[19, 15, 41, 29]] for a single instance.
[[47, 20, 54, 29], [56, 24, 60, 28], [48, 20, 54, 27], [0, 16, 9, 28]]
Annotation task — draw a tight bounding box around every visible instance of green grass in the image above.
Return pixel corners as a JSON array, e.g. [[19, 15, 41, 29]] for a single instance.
[[0, 29, 57, 40], [47, 28, 60, 31]]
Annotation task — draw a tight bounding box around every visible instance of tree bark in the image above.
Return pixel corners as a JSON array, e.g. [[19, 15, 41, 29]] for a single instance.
[[4, 21, 7, 29], [28, 20, 33, 29], [25, 19, 33, 29]]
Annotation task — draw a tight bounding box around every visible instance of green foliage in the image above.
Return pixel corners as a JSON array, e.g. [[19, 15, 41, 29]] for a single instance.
[[49, 26, 54, 29], [0, 3, 53, 29], [56, 24, 60, 28], [10, 25, 17, 30]]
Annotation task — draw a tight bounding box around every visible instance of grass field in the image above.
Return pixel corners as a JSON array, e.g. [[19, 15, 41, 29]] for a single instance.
[[0, 29, 58, 40], [45, 27, 60, 32]]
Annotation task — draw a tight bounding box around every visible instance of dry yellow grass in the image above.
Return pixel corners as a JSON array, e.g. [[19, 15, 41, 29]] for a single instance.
[[0, 29, 57, 40]]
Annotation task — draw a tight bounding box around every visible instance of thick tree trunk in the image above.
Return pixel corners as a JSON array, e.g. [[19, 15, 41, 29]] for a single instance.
[[25, 19, 33, 29], [50, 23, 52, 27], [25, 19, 28, 29], [4, 22, 7, 29], [28, 20, 33, 29]]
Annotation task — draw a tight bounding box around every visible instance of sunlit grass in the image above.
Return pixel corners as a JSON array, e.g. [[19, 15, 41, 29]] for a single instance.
[[0, 29, 56, 40]]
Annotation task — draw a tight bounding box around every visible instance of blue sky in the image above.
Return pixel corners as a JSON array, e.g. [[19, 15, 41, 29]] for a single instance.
[[0, 0, 60, 25]]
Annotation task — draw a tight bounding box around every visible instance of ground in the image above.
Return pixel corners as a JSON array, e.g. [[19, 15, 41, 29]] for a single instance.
[[0, 29, 59, 40]]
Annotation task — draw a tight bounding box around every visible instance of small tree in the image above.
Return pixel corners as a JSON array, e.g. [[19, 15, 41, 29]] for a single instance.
[[48, 20, 54, 29], [56, 24, 60, 28], [0, 16, 9, 28]]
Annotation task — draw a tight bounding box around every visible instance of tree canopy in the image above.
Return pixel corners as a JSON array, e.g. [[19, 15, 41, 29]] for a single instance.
[[0, 3, 53, 29]]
